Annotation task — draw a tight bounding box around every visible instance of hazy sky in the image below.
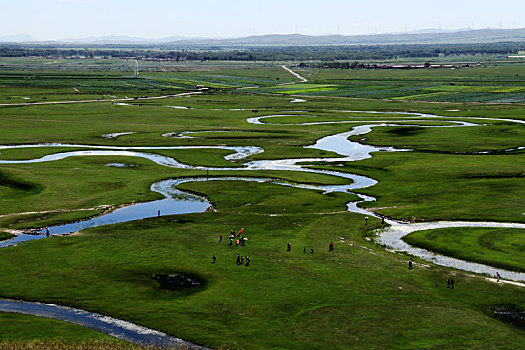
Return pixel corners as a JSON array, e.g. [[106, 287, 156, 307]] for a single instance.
[[2, 0, 525, 40]]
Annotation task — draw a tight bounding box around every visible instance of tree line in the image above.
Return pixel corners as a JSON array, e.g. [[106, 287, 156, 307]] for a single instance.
[[0, 42, 524, 61]]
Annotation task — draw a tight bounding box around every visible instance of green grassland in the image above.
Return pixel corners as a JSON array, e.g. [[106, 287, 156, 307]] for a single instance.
[[311, 151, 525, 223], [403, 227, 525, 272], [0, 147, 84, 160], [3, 58, 525, 104], [0, 199, 523, 349], [0, 63, 524, 348], [0, 71, 186, 103], [349, 123, 525, 153], [0, 61, 298, 104], [259, 63, 525, 102], [0, 313, 118, 343]]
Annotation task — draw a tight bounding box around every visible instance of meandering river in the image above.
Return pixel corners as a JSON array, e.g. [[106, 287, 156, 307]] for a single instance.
[[0, 109, 523, 347], [1, 110, 523, 279]]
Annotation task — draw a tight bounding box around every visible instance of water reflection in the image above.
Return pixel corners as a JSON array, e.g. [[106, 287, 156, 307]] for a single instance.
[[376, 222, 525, 281], [1, 110, 524, 281]]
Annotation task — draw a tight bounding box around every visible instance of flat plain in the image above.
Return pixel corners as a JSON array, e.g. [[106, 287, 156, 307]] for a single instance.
[[0, 59, 524, 349]]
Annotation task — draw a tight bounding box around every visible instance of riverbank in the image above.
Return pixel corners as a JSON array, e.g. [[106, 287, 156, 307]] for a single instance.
[[0, 92, 524, 348]]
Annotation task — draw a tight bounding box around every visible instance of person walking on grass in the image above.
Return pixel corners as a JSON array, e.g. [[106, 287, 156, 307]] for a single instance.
[[219, 234, 222, 243], [408, 258, 413, 270], [212, 255, 216, 264], [287, 242, 292, 252], [245, 256, 250, 266], [329, 242, 334, 252], [447, 277, 455, 289]]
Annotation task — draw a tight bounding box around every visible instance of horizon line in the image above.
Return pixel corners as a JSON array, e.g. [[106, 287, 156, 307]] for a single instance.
[[1, 26, 523, 43]]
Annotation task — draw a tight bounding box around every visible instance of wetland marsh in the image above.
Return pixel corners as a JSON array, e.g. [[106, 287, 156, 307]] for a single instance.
[[0, 61, 524, 349]]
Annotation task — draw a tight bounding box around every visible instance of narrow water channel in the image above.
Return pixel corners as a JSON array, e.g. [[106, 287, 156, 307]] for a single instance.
[[0, 109, 524, 347], [0, 298, 207, 349], [0, 111, 523, 282]]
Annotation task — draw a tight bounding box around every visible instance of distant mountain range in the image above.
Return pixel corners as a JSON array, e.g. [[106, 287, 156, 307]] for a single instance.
[[0, 34, 35, 42], [59, 35, 207, 44], [174, 28, 525, 46], [0, 34, 206, 44], [2, 28, 525, 46]]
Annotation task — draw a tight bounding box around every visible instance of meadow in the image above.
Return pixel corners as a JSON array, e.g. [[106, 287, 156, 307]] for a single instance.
[[403, 227, 525, 272], [3, 57, 525, 104], [0, 60, 524, 349], [261, 63, 525, 102]]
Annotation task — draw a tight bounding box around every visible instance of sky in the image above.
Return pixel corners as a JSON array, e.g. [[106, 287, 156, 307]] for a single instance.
[[2, 0, 525, 40]]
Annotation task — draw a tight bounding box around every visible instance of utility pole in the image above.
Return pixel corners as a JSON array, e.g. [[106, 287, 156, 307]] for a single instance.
[[134, 60, 139, 78]]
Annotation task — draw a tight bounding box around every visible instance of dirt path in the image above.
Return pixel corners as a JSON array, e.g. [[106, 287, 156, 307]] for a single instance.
[[281, 65, 308, 83], [485, 277, 525, 288]]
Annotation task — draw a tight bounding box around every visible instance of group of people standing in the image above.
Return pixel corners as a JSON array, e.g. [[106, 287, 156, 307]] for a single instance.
[[223, 228, 247, 247], [287, 241, 335, 253], [236, 254, 250, 266], [214, 228, 250, 266], [215, 228, 339, 267]]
